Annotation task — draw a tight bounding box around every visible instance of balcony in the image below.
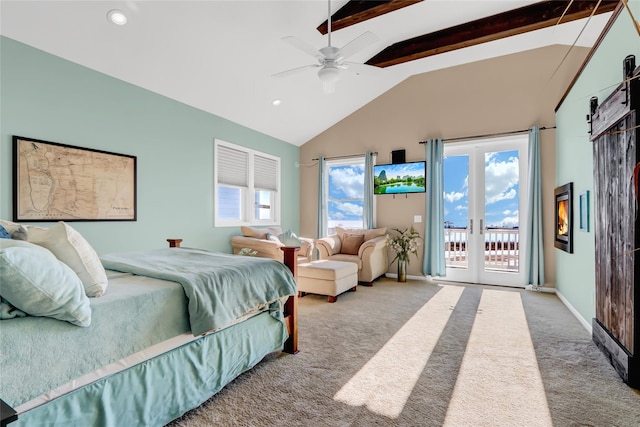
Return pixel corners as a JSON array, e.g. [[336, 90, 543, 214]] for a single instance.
[[445, 227, 519, 272]]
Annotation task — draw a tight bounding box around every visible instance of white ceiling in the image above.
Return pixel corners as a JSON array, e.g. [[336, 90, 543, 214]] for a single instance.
[[0, 1, 611, 146]]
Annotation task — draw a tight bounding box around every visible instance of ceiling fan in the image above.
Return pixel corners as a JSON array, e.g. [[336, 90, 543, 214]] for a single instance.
[[272, 0, 380, 94]]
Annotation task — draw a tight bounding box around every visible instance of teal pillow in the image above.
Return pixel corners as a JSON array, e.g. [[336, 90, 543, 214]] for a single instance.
[[0, 225, 10, 239], [0, 239, 91, 327], [277, 230, 303, 247]]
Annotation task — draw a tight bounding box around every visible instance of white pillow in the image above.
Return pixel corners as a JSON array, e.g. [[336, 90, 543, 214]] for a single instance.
[[277, 229, 303, 246], [0, 239, 91, 327], [27, 222, 108, 297]]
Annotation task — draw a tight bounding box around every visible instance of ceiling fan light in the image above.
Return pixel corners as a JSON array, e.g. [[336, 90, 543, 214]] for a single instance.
[[317, 66, 340, 84], [107, 9, 127, 25]]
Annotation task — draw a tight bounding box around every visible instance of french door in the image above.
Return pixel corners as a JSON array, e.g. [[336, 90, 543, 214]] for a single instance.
[[442, 136, 528, 287]]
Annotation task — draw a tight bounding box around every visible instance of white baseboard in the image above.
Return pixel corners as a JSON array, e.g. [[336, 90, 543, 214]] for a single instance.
[[555, 289, 592, 334], [385, 273, 428, 281], [525, 285, 556, 293]]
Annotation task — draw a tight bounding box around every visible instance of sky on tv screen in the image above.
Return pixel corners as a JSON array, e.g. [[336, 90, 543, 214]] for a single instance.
[[373, 162, 424, 178]]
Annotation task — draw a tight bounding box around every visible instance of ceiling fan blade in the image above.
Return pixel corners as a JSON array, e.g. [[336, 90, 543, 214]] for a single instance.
[[281, 36, 324, 61], [336, 31, 379, 61], [271, 64, 321, 79]]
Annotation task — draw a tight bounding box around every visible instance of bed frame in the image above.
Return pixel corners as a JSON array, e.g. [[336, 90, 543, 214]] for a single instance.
[[1, 240, 300, 426], [279, 245, 300, 354]]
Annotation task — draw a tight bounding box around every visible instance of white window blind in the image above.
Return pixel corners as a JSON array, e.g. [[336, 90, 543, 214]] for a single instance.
[[254, 155, 278, 191], [214, 139, 280, 226], [217, 145, 248, 187]]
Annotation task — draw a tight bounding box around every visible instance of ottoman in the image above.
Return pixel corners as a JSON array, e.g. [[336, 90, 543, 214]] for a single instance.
[[297, 260, 358, 303]]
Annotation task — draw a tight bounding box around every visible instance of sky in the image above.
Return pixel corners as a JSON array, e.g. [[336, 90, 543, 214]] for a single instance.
[[443, 150, 520, 229], [327, 163, 365, 226], [326, 150, 520, 229]]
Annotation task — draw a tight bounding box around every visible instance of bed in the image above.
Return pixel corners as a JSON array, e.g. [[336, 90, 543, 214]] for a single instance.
[[0, 233, 300, 427]]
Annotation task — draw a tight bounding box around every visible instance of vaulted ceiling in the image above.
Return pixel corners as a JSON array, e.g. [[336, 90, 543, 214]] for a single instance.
[[361, 0, 617, 67], [0, 1, 616, 146]]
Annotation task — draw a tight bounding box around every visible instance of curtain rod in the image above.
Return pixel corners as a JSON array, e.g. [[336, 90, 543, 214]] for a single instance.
[[312, 151, 378, 161], [418, 126, 556, 144]]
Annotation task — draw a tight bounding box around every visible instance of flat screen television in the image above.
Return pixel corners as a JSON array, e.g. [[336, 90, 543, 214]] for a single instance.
[[373, 161, 426, 194]]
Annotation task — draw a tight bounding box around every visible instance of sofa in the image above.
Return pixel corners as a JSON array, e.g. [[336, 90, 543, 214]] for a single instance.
[[230, 226, 313, 264], [315, 227, 388, 285]]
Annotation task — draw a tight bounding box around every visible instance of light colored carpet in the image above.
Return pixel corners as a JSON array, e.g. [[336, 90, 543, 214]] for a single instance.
[[168, 278, 640, 426]]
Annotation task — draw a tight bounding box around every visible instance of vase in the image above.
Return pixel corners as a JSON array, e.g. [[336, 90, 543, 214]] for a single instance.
[[397, 259, 407, 282]]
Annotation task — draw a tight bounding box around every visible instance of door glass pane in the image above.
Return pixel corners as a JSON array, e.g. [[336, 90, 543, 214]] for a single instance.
[[443, 154, 469, 269], [483, 150, 519, 272]]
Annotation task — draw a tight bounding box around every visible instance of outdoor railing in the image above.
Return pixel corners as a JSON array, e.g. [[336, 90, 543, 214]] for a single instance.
[[444, 227, 519, 272]]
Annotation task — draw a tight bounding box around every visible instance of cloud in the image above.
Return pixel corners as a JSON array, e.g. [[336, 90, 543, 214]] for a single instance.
[[335, 202, 363, 217], [329, 166, 364, 198], [500, 215, 519, 228], [485, 155, 519, 204], [445, 191, 465, 203], [503, 209, 512, 215], [488, 188, 516, 204], [455, 205, 466, 211]]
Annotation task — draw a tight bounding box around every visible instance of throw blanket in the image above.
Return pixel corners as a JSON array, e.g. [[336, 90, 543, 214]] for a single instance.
[[100, 248, 297, 336]]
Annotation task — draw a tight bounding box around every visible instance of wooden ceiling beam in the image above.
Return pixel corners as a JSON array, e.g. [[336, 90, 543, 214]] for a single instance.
[[366, 0, 619, 68], [317, 0, 422, 35]]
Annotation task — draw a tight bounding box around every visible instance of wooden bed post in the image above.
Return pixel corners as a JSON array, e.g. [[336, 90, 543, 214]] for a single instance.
[[281, 246, 299, 354], [167, 239, 183, 248], [1, 398, 18, 426]]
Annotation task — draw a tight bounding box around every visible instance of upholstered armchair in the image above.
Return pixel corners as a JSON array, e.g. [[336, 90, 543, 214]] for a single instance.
[[315, 227, 388, 285], [230, 226, 314, 264]]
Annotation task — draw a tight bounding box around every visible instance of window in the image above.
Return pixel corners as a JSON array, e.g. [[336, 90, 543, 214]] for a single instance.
[[324, 157, 366, 235], [215, 140, 280, 226]]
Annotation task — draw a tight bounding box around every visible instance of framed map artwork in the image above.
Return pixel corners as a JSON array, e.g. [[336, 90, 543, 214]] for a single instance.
[[13, 136, 137, 221]]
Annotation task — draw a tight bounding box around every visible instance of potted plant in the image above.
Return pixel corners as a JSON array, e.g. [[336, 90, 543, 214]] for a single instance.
[[386, 227, 422, 282]]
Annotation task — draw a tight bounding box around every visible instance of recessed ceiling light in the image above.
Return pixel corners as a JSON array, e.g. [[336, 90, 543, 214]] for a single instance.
[[272, 99, 282, 107], [107, 9, 127, 26]]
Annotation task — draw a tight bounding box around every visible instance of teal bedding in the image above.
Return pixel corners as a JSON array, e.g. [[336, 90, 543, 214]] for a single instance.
[[1, 248, 295, 423], [13, 310, 287, 426], [0, 271, 190, 407], [100, 248, 298, 336]]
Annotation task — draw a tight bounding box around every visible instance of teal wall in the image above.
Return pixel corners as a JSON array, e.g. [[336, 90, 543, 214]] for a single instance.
[[555, 5, 640, 323], [0, 37, 300, 254]]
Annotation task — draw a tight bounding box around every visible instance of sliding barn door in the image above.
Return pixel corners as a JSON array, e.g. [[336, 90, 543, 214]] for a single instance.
[[593, 112, 636, 351], [591, 66, 639, 388]]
